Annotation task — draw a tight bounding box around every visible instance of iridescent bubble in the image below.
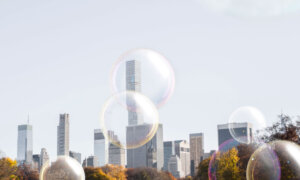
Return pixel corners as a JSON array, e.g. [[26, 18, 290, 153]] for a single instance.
[[111, 48, 175, 108], [100, 91, 159, 149], [228, 106, 267, 144], [196, 0, 300, 17], [40, 156, 85, 180], [247, 140, 300, 180]]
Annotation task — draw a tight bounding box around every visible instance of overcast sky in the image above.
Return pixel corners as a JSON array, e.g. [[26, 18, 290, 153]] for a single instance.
[[1, 0, 300, 161]]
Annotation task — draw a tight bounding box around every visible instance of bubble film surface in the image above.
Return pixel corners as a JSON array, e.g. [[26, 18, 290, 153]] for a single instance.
[[247, 140, 300, 180], [100, 91, 159, 149], [228, 106, 266, 144], [111, 48, 175, 108], [40, 156, 85, 180]]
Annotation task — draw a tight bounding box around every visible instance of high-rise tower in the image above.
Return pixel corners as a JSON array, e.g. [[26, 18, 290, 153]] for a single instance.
[[17, 123, 33, 165], [189, 133, 204, 176], [57, 113, 70, 156]]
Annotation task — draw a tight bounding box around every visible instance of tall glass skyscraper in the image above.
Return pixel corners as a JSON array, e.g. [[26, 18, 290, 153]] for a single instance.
[[57, 113, 69, 156], [94, 129, 108, 167], [126, 60, 164, 170], [17, 124, 33, 165]]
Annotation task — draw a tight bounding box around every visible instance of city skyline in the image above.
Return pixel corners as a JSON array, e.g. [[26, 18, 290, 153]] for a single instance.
[[1, 0, 300, 162]]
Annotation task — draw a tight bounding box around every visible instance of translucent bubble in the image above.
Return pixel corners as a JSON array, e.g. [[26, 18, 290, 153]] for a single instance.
[[100, 91, 159, 149], [228, 106, 267, 144], [111, 48, 175, 108], [40, 156, 85, 180], [209, 138, 247, 179], [196, 0, 300, 17]]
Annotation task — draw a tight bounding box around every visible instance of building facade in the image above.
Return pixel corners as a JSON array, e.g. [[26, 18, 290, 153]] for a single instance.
[[163, 141, 176, 171], [82, 156, 99, 167], [69, 151, 82, 164], [57, 114, 69, 156], [108, 143, 125, 166], [40, 148, 49, 170], [175, 140, 191, 177], [168, 155, 184, 178], [32, 154, 40, 170], [94, 129, 108, 167], [189, 133, 204, 176], [218, 123, 252, 151], [17, 124, 33, 165]]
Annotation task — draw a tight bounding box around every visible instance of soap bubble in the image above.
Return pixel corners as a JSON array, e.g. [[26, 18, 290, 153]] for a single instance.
[[196, 0, 300, 17], [100, 91, 159, 149], [228, 106, 266, 144], [111, 48, 175, 108], [40, 156, 85, 180], [247, 140, 300, 180]]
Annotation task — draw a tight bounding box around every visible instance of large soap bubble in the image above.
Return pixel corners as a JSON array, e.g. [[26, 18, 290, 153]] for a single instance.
[[197, 0, 300, 17], [100, 91, 159, 149], [247, 140, 300, 180], [228, 106, 267, 144], [111, 48, 175, 108], [40, 156, 85, 180]]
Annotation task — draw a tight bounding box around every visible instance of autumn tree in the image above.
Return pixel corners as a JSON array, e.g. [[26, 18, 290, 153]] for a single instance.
[[236, 144, 257, 180], [0, 158, 17, 180], [126, 167, 175, 180], [194, 157, 210, 180], [101, 165, 126, 180], [15, 164, 39, 180], [84, 167, 113, 180]]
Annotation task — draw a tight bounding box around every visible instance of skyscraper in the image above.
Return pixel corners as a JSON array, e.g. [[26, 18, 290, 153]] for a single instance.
[[217, 123, 252, 151], [175, 140, 191, 177], [57, 113, 69, 156], [94, 129, 108, 167], [189, 133, 204, 176], [40, 148, 49, 170], [82, 156, 98, 167], [32, 154, 40, 170], [127, 124, 164, 170], [126, 60, 143, 125], [168, 155, 184, 178], [125, 59, 164, 170], [17, 124, 33, 165], [163, 141, 176, 171], [108, 143, 125, 166]]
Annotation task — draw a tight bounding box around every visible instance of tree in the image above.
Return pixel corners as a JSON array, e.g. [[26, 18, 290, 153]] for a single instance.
[[0, 158, 17, 180], [15, 164, 39, 180], [101, 165, 126, 180], [84, 167, 112, 180], [216, 148, 241, 180], [236, 144, 257, 180], [194, 157, 210, 180], [126, 167, 175, 180]]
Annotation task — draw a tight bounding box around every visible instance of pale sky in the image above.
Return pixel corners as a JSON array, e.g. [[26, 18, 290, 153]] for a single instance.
[[1, 0, 300, 161]]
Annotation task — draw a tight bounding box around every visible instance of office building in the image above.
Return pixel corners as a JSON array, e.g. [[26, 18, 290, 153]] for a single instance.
[[17, 124, 33, 165], [175, 140, 191, 177], [32, 154, 40, 170], [82, 156, 98, 167], [108, 143, 125, 166], [126, 60, 143, 125], [94, 129, 109, 167], [57, 114, 69, 156], [40, 148, 49, 170], [203, 150, 216, 160], [168, 155, 184, 178], [189, 133, 204, 176], [127, 124, 164, 170], [218, 123, 252, 151], [163, 141, 176, 171], [69, 151, 81, 164]]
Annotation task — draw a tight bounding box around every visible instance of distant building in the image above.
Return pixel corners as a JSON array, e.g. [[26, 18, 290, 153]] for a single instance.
[[189, 133, 204, 176], [69, 151, 81, 164], [127, 124, 164, 170], [218, 123, 252, 151], [203, 150, 216, 160], [108, 143, 125, 166], [94, 129, 109, 167], [0, 150, 6, 159], [32, 154, 40, 170], [168, 155, 184, 178], [163, 141, 176, 171], [82, 156, 98, 167], [40, 148, 49, 170], [175, 140, 190, 177], [57, 114, 69, 156], [17, 124, 33, 165]]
